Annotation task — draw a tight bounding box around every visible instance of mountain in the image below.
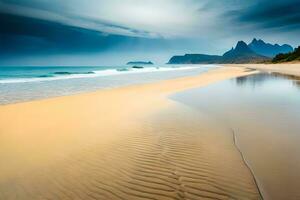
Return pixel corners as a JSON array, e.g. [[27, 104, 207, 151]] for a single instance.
[[272, 46, 300, 63], [168, 54, 222, 64], [127, 61, 154, 65], [221, 41, 268, 63], [248, 38, 293, 58], [168, 40, 269, 64]]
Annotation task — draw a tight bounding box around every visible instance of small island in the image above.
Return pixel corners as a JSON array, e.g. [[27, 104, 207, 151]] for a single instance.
[[127, 61, 154, 65], [132, 66, 144, 69]]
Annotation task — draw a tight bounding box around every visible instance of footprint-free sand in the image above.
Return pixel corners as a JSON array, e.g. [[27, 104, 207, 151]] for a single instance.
[[0, 67, 261, 199]]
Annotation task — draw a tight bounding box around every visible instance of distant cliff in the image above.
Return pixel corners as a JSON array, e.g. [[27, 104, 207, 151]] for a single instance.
[[127, 61, 153, 65], [248, 38, 293, 58], [221, 41, 268, 63], [168, 54, 222, 64], [272, 46, 300, 63], [168, 40, 270, 64]]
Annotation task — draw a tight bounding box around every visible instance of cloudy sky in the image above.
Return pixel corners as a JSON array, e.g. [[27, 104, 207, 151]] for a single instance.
[[0, 0, 299, 65]]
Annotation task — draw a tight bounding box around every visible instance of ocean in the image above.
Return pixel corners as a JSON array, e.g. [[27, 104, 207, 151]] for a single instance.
[[0, 64, 217, 104]]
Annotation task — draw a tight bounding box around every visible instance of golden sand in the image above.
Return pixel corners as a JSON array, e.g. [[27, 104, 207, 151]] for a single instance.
[[233, 63, 300, 76], [0, 67, 261, 199]]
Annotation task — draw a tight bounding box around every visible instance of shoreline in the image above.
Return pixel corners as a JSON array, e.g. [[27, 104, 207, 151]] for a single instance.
[[1, 64, 299, 199], [0, 65, 214, 105], [229, 63, 300, 77], [0, 66, 246, 106], [0, 66, 262, 199], [171, 63, 300, 200], [1, 63, 299, 106]]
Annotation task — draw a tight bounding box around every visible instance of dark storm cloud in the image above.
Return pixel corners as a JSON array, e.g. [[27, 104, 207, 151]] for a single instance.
[[2, 0, 300, 37], [0, 12, 166, 55], [0, 1, 156, 37], [0, 0, 170, 55], [0, 13, 121, 54], [0, 0, 299, 59], [226, 0, 300, 30]]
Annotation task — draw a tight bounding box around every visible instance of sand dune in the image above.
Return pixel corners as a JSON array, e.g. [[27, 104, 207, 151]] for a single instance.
[[0, 67, 261, 199]]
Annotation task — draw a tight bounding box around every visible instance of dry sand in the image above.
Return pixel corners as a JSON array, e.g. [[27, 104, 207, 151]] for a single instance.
[[233, 63, 300, 76], [0, 67, 261, 200]]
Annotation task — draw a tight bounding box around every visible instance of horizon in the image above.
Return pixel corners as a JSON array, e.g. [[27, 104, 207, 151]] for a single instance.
[[0, 0, 299, 66]]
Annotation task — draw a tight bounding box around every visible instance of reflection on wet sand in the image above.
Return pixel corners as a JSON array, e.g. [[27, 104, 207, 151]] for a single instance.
[[172, 73, 300, 200], [235, 72, 300, 90]]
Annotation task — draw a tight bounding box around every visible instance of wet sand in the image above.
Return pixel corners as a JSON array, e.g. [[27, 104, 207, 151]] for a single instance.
[[0, 67, 261, 199], [227, 65, 300, 200]]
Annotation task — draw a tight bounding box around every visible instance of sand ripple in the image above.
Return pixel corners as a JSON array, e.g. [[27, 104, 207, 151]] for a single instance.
[[0, 104, 261, 200]]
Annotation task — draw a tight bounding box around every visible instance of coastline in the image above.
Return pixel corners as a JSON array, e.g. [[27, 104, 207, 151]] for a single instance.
[[173, 63, 300, 200], [1, 0, 298, 198], [0, 65, 214, 105], [0, 66, 262, 199], [229, 63, 300, 76]]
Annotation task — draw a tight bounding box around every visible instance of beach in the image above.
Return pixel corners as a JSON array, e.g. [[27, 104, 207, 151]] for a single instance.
[[1, 0, 299, 199], [0, 65, 213, 105], [236, 63, 300, 76], [1, 64, 300, 200], [171, 63, 300, 200], [222, 64, 300, 200], [0, 67, 261, 199]]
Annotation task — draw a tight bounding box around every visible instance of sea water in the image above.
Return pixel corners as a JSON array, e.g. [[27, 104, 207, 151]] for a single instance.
[[0, 65, 216, 104]]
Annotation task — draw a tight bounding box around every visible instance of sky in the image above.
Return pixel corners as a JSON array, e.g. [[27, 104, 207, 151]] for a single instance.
[[0, 0, 299, 65]]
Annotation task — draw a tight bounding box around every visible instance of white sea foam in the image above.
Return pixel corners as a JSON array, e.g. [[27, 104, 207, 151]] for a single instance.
[[0, 66, 215, 84]]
